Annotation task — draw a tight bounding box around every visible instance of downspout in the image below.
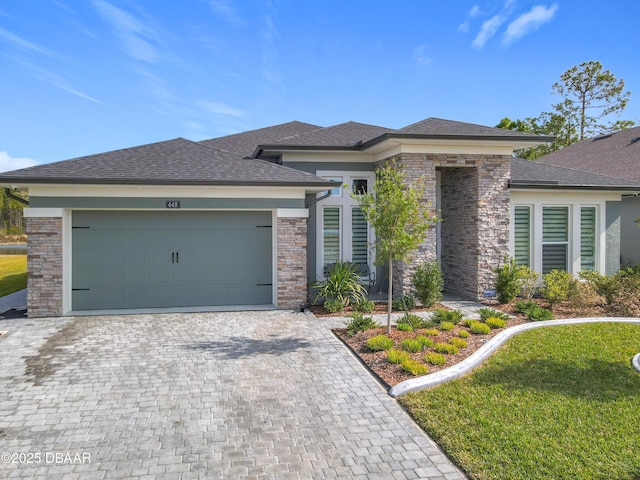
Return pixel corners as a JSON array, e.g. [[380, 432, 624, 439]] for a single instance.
[[305, 190, 331, 208], [4, 188, 29, 206]]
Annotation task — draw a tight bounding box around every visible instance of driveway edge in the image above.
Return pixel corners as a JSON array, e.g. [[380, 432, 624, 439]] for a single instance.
[[389, 317, 640, 397]]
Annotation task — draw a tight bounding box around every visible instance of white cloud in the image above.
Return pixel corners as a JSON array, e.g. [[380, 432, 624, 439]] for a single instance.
[[0, 152, 38, 173], [91, 0, 160, 63], [202, 102, 246, 118], [472, 14, 505, 49], [458, 5, 481, 33], [413, 45, 433, 68], [503, 4, 559, 45]]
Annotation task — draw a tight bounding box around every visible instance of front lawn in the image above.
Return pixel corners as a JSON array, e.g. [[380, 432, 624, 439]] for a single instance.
[[400, 323, 640, 480], [0, 255, 27, 297]]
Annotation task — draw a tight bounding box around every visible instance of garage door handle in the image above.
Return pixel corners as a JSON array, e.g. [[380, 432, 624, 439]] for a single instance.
[[172, 252, 175, 263], [176, 252, 179, 263]]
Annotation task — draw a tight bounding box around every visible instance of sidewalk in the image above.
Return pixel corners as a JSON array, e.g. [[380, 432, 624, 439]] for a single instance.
[[0, 288, 27, 315]]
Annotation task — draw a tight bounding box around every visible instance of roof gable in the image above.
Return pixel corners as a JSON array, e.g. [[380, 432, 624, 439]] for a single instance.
[[397, 117, 545, 139]]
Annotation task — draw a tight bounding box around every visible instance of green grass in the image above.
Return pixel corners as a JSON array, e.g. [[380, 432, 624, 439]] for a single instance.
[[400, 323, 640, 480], [0, 255, 27, 297]]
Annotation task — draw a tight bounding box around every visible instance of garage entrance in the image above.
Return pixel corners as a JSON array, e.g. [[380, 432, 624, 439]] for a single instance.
[[71, 210, 273, 310]]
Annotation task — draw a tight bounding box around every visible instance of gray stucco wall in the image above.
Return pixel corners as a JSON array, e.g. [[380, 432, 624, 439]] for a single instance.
[[620, 195, 640, 267], [605, 200, 621, 275]]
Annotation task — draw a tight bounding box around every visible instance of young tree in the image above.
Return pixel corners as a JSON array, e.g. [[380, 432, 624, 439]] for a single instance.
[[552, 60, 632, 140], [353, 164, 437, 333]]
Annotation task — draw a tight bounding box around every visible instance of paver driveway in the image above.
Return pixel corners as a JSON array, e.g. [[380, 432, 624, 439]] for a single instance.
[[0, 311, 465, 479]]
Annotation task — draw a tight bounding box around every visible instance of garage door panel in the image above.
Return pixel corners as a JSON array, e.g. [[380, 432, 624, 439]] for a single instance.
[[72, 211, 273, 310]]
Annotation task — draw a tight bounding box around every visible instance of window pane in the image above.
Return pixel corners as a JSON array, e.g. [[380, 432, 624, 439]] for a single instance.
[[581, 207, 596, 271], [323, 177, 342, 197], [543, 207, 568, 242], [323, 207, 340, 267], [514, 206, 530, 267], [352, 207, 368, 265], [542, 244, 567, 274], [352, 179, 368, 195]]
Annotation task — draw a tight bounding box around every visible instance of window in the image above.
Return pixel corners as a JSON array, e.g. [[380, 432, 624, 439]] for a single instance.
[[513, 206, 531, 267], [317, 171, 375, 278], [323, 207, 340, 267], [542, 206, 568, 273], [323, 177, 342, 197], [351, 179, 368, 195], [580, 207, 596, 271], [351, 207, 368, 265]]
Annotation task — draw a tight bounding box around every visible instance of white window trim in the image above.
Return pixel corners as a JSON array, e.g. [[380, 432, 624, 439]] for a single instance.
[[511, 199, 606, 275], [316, 170, 376, 279]]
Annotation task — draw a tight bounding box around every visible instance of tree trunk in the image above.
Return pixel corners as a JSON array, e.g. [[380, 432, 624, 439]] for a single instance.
[[387, 253, 393, 334]]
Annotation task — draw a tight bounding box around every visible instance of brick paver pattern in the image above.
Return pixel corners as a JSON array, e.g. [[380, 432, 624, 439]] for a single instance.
[[0, 311, 465, 479]]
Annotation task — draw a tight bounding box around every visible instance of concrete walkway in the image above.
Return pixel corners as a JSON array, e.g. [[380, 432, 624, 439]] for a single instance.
[[0, 311, 466, 479]]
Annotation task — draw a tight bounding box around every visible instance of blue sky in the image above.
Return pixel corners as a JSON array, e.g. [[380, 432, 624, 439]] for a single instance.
[[1, 0, 639, 171]]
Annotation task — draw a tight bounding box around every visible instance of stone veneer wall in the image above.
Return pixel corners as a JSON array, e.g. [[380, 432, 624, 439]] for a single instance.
[[374, 154, 438, 296], [375, 153, 511, 300], [26, 217, 63, 318], [276, 216, 308, 310]]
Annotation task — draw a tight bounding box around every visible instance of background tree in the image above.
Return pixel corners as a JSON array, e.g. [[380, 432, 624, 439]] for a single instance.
[[553, 60, 631, 140], [497, 61, 634, 159], [354, 164, 437, 333]]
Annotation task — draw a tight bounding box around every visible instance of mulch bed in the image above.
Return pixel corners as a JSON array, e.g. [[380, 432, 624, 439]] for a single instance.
[[324, 299, 607, 388]]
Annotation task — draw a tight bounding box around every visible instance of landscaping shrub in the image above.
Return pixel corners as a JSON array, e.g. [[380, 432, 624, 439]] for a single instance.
[[478, 307, 510, 322], [396, 313, 431, 332], [430, 308, 463, 325], [579, 270, 617, 305], [411, 260, 444, 307], [469, 321, 491, 335], [610, 273, 640, 316], [392, 294, 416, 311], [415, 335, 434, 349], [352, 297, 375, 313], [494, 257, 524, 304], [401, 339, 423, 353], [569, 281, 605, 315], [456, 330, 470, 338], [462, 319, 476, 328], [314, 261, 367, 307], [425, 352, 447, 365], [367, 335, 393, 352], [485, 317, 506, 329], [344, 312, 379, 336], [514, 300, 554, 321], [434, 343, 460, 355], [387, 349, 410, 364], [519, 266, 540, 300], [527, 305, 554, 321], [323, 298, 344, 313], [450, 337, 467, 349], [423, 328, 440, 337], [439, 321, 455, 331], [396, 322, 414, 332], [541, 269, 577, 309], [401, 359, 429, 376]]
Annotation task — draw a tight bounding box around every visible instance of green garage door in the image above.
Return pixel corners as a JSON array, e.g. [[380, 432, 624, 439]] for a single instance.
[[72, 210, 273, 310]]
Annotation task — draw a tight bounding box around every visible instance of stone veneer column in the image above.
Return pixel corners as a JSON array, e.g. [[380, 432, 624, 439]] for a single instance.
[[374, 154, 438, 298], [26, 217, 63, 318], [438, 155, 511, 299], [276, 215, 308, 310]]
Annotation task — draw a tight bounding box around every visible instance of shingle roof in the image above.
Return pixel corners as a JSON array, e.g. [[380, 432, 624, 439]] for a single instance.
[[268, 121, 394, 147], [397, 117, 550, 139], [0, 138, 337, 187], [510, 157, 640, 190], [535, 126, 640, 182], [199, 121, 321, 157]]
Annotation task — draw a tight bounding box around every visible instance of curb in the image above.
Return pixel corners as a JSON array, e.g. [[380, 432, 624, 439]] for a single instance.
[[633, 353, 640, 373], [389, 317, 640, 397]]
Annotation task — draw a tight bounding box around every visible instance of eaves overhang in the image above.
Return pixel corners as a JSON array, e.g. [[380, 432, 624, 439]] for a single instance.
[[508, 180, 640, 192]]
